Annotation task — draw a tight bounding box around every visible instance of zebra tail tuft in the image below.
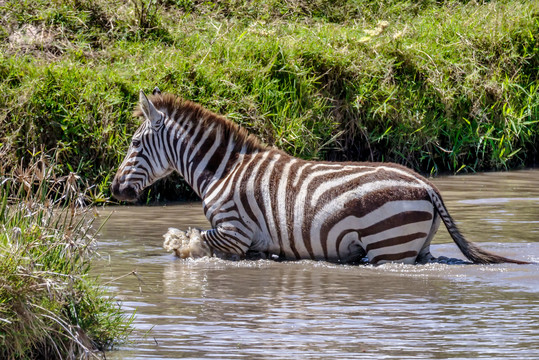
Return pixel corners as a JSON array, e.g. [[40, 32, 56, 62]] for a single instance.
[[428, 189, 530, 265]]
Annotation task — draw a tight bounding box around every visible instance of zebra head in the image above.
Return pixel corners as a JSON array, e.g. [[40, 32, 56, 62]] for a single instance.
[[111, 88, 172, 201]]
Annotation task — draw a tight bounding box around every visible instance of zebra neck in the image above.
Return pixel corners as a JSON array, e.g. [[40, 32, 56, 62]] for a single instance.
[[172, 121, 261, 199]]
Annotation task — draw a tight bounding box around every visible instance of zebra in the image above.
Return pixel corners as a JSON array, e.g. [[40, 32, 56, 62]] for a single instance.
[[111, 88, 529, 265]]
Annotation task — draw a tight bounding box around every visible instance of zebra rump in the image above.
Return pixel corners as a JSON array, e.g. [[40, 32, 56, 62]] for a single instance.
[[111, 89, 529, 265]]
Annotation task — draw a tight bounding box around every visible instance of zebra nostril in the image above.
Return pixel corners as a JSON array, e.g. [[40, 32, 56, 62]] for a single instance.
[[121, 186, 137, 201]]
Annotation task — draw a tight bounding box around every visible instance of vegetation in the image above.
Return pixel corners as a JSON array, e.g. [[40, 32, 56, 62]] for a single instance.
[[0, 1, 536, 354], [0, 0, 538, 201], [0, 153, 132, 359]]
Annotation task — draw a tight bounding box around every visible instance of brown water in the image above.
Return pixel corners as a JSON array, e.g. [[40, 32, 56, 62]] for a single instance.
[[96, 169, 539, 359]]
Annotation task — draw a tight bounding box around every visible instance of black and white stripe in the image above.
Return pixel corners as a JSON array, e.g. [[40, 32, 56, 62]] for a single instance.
[[111, 89, 528, 265]]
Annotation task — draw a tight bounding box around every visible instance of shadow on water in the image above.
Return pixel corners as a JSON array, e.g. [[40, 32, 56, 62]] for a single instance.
[[96, 170, 539, 359]]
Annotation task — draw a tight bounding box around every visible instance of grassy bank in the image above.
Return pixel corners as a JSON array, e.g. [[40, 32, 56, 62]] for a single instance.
[[0, 154, 131, 359], [1, 0, 538, 201]]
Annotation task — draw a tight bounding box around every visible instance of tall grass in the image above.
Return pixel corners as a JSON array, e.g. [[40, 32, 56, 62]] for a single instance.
[[0, 0, 538, 200], [0, 153, 131, 359]]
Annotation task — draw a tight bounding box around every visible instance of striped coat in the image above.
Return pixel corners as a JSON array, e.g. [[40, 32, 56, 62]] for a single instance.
[[111, 89, 528, 265]]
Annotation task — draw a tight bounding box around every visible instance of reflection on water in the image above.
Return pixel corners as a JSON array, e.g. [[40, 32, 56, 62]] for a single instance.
[[96, 170, 539, 359]]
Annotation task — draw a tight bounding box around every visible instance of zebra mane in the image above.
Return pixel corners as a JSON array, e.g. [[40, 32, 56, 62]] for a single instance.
[[134, 93, 267, 153]]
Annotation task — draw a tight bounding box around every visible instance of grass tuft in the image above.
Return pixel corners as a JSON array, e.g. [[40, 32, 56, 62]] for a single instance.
[[0, 152, 132, 359]]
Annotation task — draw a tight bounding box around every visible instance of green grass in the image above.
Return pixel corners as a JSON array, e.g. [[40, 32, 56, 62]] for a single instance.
[[1, 0, 538, 200], [0, 153, 132, 359]]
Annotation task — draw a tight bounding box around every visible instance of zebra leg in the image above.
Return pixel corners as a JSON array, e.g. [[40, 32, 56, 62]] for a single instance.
[[201, 225, 252, 257], [416, 213, 441, 264], [163, 225, 254, 260], [163, 227, 213, 258], [417, 213, 473, 265]]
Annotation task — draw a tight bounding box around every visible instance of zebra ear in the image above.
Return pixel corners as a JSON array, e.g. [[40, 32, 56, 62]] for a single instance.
[[139, 90, 162, 127], [152, 87, 161, 95]]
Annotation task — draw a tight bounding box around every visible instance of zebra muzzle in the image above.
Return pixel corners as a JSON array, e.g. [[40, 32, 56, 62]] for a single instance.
[[111, 178, 138, 202]]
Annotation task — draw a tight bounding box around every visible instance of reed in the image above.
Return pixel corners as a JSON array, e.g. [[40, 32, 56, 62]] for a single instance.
[[0, 153, 132, 359]]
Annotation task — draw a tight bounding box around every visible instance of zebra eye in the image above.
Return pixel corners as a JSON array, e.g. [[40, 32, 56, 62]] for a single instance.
[[132, 139, 141, 147]]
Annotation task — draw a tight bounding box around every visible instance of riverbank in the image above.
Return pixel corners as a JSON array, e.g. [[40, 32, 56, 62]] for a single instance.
[[0, 155, 132, 359], [1, 0, 538, 201]]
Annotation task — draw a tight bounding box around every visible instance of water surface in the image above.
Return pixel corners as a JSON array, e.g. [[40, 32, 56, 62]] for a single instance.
[[96, 169, 539, 359]]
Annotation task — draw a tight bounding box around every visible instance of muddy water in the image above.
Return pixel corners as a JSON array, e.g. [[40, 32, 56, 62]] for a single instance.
[[96, 169, 539, 359]]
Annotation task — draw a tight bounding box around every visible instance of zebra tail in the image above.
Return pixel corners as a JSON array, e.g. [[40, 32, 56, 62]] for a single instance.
[[428, 189, 530, 265]]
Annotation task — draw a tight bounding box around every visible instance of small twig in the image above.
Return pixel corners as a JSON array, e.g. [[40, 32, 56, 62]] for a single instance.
[[103, 270, 139, 285], [103, 269, 146, 293], [132, 269, 145, 293], [433, 142, 453, 153]]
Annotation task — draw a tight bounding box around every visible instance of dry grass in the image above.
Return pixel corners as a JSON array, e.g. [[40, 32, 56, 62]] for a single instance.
[[0, 153, 132, 359]]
